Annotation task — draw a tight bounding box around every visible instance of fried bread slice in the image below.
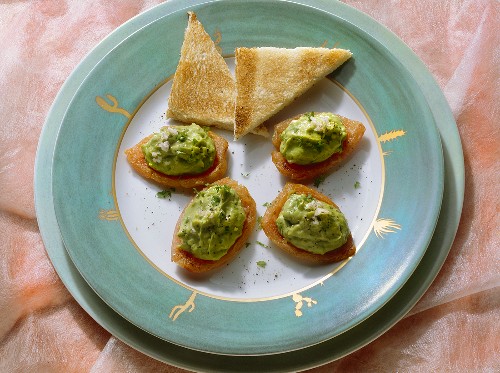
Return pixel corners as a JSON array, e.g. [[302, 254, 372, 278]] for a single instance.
[[234, 47, 352, 139], [271, 113, 365, 181], [171, 178, 257, 272], [124, 130, 228, 190], [261, 183, 355, 264]]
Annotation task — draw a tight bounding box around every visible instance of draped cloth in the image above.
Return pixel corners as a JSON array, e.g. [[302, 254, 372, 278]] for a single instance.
[[1, 1, 498, 371]]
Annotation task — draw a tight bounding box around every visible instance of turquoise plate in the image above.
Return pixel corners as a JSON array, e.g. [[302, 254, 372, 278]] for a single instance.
[[49, 0, 445, 356], [37, 0, 463, 369]]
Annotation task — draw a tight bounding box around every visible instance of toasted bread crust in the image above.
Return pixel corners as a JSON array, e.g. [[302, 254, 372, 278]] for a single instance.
[[234, 47, 257, 139], [171, 178, 257, 272], [167, 12, 269, 138], [124, 131, 228, 189], [271, 113, 366, 181], [167, 12, 235, 128], [261, 183, 355, 264], [234, 47, 352, 139]]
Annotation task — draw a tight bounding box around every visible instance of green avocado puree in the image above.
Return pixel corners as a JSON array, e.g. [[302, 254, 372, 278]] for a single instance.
[[178, 185, 246, 260], [142, 123, 215, 175], [276, 193, 350, 254], [279, 112, 346, 165]]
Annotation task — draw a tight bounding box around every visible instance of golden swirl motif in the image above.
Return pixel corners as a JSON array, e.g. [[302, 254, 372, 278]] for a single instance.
[[213, 28, 222, 54], [373, 218, 402, 239], [292, 293, 317, 317], [95, 94, 131, 119], [98, 209, 120, 221], [379, 129, 406, 143], [320, 39, 340, 48], [169, 291, 197, 321], [379, 130, 406, 156]]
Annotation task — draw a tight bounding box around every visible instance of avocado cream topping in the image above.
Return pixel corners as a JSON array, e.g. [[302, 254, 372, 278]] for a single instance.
[[178, 185, 246, 260], [276, 193, 350, 254], [279, 112, 347, 165], [142, 123, 215, 175]]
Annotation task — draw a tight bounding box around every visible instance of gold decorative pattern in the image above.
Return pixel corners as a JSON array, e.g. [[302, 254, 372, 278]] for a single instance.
[[374, 218, 401, 239], [96, 94, 131, 119], [169, 291, 197, 321], [379, 130, 406, 143], [213, 28, 222, 54], [320, 39, 340, 48], [292, 293, 317, 317], [98, 209, 120, 221]]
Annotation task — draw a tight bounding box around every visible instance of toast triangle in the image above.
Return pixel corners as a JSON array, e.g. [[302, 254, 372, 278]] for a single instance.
[[167, 12, 235, 129], [234, 47, 352, 139], [167, 12, 268, 137]]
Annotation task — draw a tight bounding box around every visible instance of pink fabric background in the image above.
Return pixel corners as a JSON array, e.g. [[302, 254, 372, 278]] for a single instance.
[[1, 0, 498, 371]]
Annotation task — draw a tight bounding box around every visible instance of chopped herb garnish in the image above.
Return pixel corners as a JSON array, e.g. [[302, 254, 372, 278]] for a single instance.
[[245, 242, 251, 248], [256, 261, 267, 268], [313, 175, 326, 187], [262, 202, 271, 207], [305, 111, 315, 121], [156, 188, 175, 199], [257, 216, 263, 230], [256, 241, 271, 249], [156, 190, 171, 199], [354, 181, 361, 189]]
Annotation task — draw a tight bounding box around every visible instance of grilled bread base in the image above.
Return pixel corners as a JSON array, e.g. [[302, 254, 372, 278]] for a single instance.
[[261, 183, 355, 264], [171, 178, 257, 273], [124, 131, 228, 190], [271, 113, 365, 181]]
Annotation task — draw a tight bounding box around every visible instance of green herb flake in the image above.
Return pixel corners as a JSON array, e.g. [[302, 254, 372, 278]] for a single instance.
[[262, 202, 271, 207], [257, 216, 263, 230], [156, 188, 175, 199], [313, 175, 326, 187], [245, 242, 251, 248], [256, 260, 267, 268], [256, 241, 271, 249], [305, 111, 315, 121], [354, 181, 361, 189]]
